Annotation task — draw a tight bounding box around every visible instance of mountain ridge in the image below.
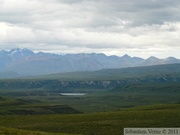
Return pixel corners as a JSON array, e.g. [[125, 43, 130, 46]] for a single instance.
[[0, 48, 180, 78]]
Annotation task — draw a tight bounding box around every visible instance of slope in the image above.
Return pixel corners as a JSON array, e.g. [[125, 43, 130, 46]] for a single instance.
[[0, 104, 179, 135]]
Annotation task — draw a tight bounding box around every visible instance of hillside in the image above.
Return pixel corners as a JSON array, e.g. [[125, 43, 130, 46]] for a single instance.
[[0, 63, 180, 113], [0, 62, 180, 135], [1, 64, 180, 91], [0, 104, 179, 135], [33, 63, 180, 80]]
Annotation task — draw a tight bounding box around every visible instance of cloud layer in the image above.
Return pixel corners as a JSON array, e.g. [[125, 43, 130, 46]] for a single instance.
[[0, 0, 180, 58]]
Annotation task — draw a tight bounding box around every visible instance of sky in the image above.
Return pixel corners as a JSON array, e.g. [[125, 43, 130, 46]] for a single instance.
[[0, 0, 180, 58]]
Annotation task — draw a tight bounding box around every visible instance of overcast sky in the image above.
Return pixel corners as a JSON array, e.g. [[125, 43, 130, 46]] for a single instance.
[[0, 0, 180, 58]]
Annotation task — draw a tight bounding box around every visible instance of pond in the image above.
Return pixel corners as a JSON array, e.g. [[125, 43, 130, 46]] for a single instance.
[[60, 93, 86, 96]]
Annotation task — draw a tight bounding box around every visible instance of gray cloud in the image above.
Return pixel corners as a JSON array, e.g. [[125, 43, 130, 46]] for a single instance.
[[0, 0, 180, 58]]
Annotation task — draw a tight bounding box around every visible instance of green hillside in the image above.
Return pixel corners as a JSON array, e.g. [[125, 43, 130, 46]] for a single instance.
[[0, 104, 179, 135], [0, 126, 74, 135], [0, 64, 180, 134], [29, 63, 180, 80], [1, 64, 180, 93], [0, 64, 180, 113], [0, 81, 180, 113]]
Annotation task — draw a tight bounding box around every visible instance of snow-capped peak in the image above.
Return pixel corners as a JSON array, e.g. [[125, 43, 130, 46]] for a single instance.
[[8, 48, 34, 57], [9, 48, 21, 55]]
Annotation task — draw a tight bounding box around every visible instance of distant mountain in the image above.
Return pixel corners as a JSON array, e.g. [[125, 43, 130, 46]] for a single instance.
[[8, 48, 34, 57], [0, 48, 180, 78], [140, 56, 180, 66]]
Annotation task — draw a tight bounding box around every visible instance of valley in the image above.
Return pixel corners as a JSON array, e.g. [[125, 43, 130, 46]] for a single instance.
[[0, 63, 180, 134], [1, 0, 180, 134]]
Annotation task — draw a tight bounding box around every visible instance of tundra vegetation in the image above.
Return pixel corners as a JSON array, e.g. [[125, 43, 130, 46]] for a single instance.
[[0, 64, 180, 135]]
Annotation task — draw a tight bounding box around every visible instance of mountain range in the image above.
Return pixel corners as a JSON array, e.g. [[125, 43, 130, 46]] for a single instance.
[[0, 48, 180, 78]]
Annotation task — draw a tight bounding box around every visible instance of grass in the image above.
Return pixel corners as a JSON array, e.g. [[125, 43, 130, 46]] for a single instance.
[[0, 64, 180, 134], [0, 126, 76, 135], [0, 104, 179, 135], [0, 82, 180, 113]]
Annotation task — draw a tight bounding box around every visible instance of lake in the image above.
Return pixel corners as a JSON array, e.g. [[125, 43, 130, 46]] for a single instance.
[[60, 93, 86, 96]]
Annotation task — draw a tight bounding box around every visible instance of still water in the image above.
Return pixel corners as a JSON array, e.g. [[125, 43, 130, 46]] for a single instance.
[[60, 93, 86, 96]]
